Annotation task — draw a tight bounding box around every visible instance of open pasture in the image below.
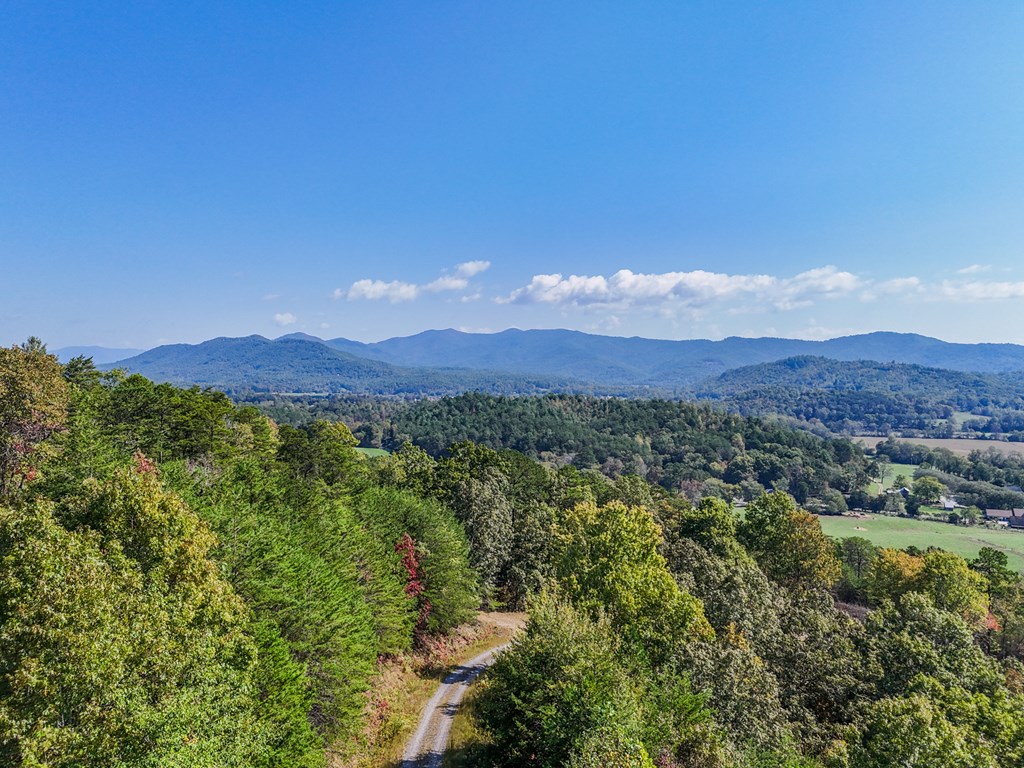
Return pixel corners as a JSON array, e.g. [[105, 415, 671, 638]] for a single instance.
[[816, 512, 1024, 572], [857, 436, 1024, 458]]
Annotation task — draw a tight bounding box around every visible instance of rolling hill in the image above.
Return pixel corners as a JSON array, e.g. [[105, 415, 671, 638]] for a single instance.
[[102, 329, 1024, 398], [102, 335, 618, 396], [694, 356, 1024, 435]]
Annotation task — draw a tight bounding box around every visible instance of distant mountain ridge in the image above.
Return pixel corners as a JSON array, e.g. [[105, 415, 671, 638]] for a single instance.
[[101, 335, 617, 396], [104, 328, 1024, 395]]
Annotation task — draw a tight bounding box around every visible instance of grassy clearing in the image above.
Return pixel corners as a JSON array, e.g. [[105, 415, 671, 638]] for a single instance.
[[355, 447, 391, 458], [338, 613, 521, 768], [817, 513, 1024, 572], [867, 462, 918, 494]]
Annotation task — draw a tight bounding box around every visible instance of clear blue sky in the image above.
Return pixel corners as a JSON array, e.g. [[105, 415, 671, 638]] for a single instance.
[[3, 1, 1024, 348]]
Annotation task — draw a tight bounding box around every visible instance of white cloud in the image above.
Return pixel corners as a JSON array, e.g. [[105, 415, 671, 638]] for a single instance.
[[498, 266, 860, 313], [273, 312, 297, 326], [261, 293, 281, 301], [940, 280, 1024, 301], [424, 275, 469, 292], [860, 276, 922, 302], [956, 264, 991, 275], [456, 260, 491, 277], [338, 263, 487, 302], [343, 279, 420, 303]]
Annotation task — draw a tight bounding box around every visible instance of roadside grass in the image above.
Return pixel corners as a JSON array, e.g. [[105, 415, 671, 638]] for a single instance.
[[817, 512, 1024, 572], [338, 614, 520, 768], [442, 686, 493, 768]]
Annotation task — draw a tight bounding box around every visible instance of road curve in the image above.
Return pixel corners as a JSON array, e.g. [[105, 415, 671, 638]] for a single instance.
[[399, 643, 509, 768]]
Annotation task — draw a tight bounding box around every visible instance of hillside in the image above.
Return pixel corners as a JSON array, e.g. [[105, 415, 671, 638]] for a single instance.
[[104, 329, 1024, 394], [317, 329, 1024, 387], [694, 356, 1024, 435], [103, 335, 614, 396]]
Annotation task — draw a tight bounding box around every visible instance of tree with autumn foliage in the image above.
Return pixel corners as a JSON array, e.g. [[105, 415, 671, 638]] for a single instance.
[[0, 338, 69, 498]]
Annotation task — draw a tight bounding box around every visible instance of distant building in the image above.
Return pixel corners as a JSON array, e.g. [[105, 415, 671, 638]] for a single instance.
[[985, 508, 1024, 528]]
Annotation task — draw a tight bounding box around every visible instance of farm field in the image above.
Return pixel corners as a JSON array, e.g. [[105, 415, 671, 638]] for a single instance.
[[857, 436, 1024, 457], [816, 513, 1024, 572], [355, 447, 390, 457]]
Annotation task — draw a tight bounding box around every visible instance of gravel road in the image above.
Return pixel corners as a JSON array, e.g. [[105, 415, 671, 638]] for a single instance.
[[398, 643, 509, 768]]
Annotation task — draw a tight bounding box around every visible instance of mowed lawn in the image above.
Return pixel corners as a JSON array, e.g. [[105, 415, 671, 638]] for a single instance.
[[816, 513, 1024, 572]]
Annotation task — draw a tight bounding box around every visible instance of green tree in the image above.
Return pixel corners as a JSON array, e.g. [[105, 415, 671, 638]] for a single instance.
[[739, 493, 841, 590], [553, 500, 712, 663], [911, 476, 945, 506], [474, 595, 653, 768], [0, 472, 272, 767], [916, 550, 988, 625]]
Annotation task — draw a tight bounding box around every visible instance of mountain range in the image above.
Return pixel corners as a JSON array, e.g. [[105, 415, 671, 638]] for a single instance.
[[99, 328, 1024, 395]]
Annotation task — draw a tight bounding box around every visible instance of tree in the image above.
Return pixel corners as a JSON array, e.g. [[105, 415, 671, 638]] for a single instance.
[[850, 691, 989, 768], [739, 492, 841, 591], [0, 472, 273, 767], [912, 476, 946, 505], [0, 339, 70, 497], [553, 501, 712, 663], [917, 550, 988, 625], [865, 549, 925, 605], [972, 547, 1016, 600], [444, 467, 514, 600], [474, 595, 650, 768]]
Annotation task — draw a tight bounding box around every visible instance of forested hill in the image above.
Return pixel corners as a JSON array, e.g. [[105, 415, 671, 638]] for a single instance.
[[103, 329, 1024, 394], [325, 392, 869, 504], [698, 356, 1024, 400], [694, 356, 1024, 436], [104, 334, 624, 396]]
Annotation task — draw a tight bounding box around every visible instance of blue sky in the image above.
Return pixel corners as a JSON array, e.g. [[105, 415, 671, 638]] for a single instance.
[[3, 1, 1024, 348]]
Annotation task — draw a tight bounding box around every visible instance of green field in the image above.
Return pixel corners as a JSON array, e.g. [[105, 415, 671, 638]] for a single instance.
[[817, 513, 1024, 572], [355, 447, 390, 457], [858, 436, 1024, 458], [868, 462, 917, 494]]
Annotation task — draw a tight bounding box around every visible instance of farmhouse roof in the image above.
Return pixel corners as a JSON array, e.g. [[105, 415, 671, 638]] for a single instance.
[[985, 508, 1024, 520]]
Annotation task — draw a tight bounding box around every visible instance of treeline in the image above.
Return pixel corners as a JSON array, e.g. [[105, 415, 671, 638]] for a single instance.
[[876, 437, 1024, 509], [251, 392, 870, 506], [1, 341, 480, 766], [695, 356, 1024, 438], [468, 490, 1024, 766]]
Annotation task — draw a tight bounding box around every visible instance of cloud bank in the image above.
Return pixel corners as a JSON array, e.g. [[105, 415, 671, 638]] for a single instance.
[[338, 261, 491, 303], [498, 266, 862, 312]]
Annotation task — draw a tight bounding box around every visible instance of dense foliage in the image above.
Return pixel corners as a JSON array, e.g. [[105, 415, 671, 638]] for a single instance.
[[6, 340, 1024, 767], [306, 392, 871, 504], [1, 343, 479, 766], [696, 356, 1024, 437]]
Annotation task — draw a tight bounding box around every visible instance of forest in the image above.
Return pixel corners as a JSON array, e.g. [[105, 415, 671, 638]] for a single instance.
[[4, 339, 1024, 767]]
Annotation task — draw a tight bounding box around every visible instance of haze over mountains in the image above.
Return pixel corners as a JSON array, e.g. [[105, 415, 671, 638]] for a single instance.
[[96, 328, 1024, 396]]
